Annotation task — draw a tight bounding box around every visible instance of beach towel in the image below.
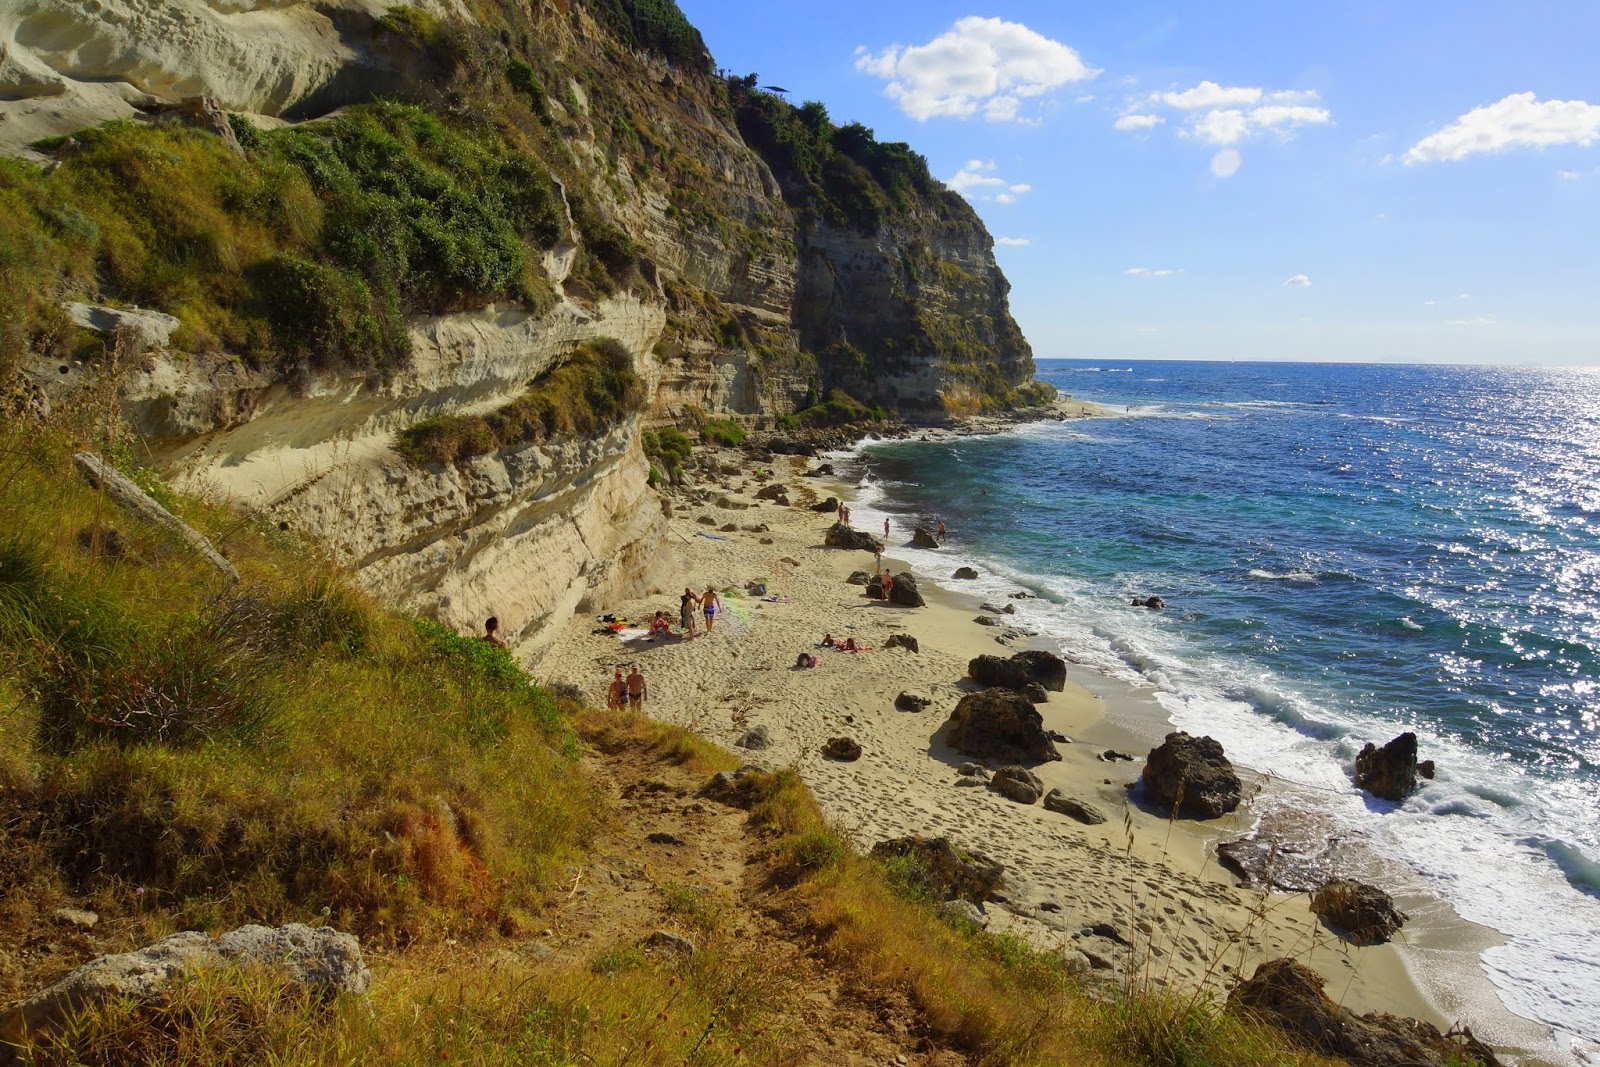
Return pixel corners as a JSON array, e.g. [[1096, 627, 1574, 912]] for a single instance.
[[697, 532, 732, 541]]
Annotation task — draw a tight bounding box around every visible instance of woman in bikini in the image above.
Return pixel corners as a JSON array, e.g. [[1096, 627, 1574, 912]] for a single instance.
[[680, 587, 700, 639], [701, 586, 720, 633]]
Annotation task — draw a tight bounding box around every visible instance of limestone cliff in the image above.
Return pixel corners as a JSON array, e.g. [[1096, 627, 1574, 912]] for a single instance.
[[1, 0, 1047, 648]]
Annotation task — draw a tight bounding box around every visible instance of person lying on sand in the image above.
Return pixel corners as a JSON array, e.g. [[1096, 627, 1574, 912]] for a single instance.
[[647, 612, 673, 639], [820, 633, 838, 648], [795, 651, 818, 668]]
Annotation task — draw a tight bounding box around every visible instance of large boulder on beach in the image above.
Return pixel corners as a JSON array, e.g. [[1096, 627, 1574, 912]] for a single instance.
[[889, 572, 925, 607], [869, 836, 1004, 903], [1227, 958, 1502, 1067], [0, 924, 369, 1048], [966, 650, 1067, 692], [822, 736, 862, 761], [1011, 650, 1066, 691], [812, 497, 840, 513], [911, 526, 940, 548], [989, 765, 1044, 804], [1044, 789, 1106, 824], [754, 483, 789, 504], [1353, 732, 1420, 801], [1309, 880, 1408, 945], [824, 522, 883, 552], [1142, 732, 1242, 818], [945, 690, 1062, 764], [885, 633, 919, 652]]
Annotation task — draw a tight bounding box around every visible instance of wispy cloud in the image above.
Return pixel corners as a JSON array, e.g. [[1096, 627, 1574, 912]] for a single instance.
[[1283, 274, 1312, 287], [947, 160, 1032, 203], [856, 17, 1099, 124], [1449, 317, 1497, 327], [1114, 80, 1329, 175], [1114, 113, 1164, 132], [1125, 267, 1182, 278], [1405, 93, 1600, 164], [995, 237, 1031, 247], [1210, 149, 1242, 177]]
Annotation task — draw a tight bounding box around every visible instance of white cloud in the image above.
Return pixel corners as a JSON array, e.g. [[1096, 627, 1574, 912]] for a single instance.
[[1423, 300, 1437, 306], [1125, 267, 1182, 277], [1283, 274, 1312, 287], [1114, 113, 1164, 132], [1558, 169, 1582, 179], [947, 160, 1032, 203], [1210, 148, 1242, 177], [1449, 317, 1497, 327], [1185, 102, 1331, 146], [1404, 92, 1600, 164], [995, 237, 1031, 247], [856, 17, 1099, 123], [1158, 81, 1262, 110]]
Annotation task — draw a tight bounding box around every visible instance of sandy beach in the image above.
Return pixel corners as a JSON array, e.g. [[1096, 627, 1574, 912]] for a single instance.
[[537, 444, 1564, 1063]]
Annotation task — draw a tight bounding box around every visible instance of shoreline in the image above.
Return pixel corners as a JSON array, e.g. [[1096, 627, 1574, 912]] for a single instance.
[[533, 438, 1570, 1065]]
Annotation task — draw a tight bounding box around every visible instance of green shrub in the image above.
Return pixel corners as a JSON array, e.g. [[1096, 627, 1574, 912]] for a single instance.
[[794, 388, 879, 428], [700, 418, 745, 447], [253, 253, 407, 372], [577, 0, 710, 71]]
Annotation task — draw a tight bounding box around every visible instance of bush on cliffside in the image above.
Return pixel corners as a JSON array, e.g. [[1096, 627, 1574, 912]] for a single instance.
[[396, 337, 646, 466]]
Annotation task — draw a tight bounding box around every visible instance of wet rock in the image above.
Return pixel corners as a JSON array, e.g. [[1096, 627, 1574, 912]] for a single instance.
[[1228, 958, 1501, 1067], [953, 566, 979, 580], [1353, 732, 1420, 801], [1043, 790, 1106, 824], [824, 522, 883, 552], [894, 692, 931, 712], [869, 836, 1003, 903], [1099, 749, 1136, 762], [808, 463, 835, 477], [1217, 835, 1329, 893], [822, 736, 862, 761], [1417, 760, 1435, 780], [945, 689, 1062, 764], [1309, 879, 1408, 945], [974, 615, 1003, 626], [989, 765, 1044, 804], [911, 526, 940, 548], [1142, 732, 1242, 818], [884, 633, 919, 652]]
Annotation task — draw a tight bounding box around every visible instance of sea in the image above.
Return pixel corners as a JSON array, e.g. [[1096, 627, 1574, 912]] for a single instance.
[[839, 358, 1600, 1049]]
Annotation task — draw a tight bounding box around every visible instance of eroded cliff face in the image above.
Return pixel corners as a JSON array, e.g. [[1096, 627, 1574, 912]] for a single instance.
[[5, 0, 1043, 648]]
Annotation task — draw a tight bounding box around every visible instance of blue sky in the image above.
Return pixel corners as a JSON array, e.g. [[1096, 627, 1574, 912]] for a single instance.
[[675, 1, 1600, 364]]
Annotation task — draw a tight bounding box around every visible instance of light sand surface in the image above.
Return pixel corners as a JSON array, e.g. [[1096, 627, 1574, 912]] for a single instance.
[[537, 451, 1562, 1060]]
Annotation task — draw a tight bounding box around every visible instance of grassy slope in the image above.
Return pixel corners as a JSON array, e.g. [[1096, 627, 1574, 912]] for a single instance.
[[0, 418, 1342, 1066]]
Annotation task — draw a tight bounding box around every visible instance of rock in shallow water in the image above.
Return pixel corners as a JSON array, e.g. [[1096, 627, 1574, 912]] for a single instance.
[[1309, 879, 1408, 945]]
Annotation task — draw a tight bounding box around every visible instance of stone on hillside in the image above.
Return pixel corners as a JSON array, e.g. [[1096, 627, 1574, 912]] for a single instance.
[[699, 767, 760, 807], [884, 633, 919, 652], [894, 692, 931, 712], [51, 908, 98, 930], [64, 302, 180, 353], [1142, 732, 1242, 818], [957, 762, 990, 779], [0, 924, 370, 1049], [822, 736, 862, 761], [1353, 732, 1420, 802], [911, 526, 940, 548], [945, 690, 1061, 764], [719, 523, 737, 532], [953, 566, 979, 580], [869, 836, 1004, 903], [824, 522, 882, 552], [736, 725, 771, 750], [696, 515, 716, 526], [642, 931, 696, 957], [1228, 958, 1502, 1067], [989, 765, 1044, 804], [1043, 790, 1106, 824], [1309, 879, 1408, 945], [938, 899, 988, 928]]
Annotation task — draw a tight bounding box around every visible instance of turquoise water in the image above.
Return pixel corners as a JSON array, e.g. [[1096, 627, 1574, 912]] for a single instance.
[[846, 359, 1600, 1044]]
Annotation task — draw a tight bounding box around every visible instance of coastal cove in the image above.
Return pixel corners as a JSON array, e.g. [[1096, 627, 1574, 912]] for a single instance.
[[537, 399, 1580, 1066]]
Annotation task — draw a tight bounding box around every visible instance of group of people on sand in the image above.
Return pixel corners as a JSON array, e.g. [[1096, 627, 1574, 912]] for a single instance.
[[607, 666, 648, 709], [835, 500, 853, 526], [676, 585, 720, 639]]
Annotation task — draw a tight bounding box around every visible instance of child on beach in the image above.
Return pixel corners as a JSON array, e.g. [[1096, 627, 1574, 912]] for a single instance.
[[702, 586, 720, 633]]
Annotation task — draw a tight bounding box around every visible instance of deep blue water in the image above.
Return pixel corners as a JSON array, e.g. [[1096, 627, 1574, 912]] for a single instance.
[[847, 359, 1600, 1043]]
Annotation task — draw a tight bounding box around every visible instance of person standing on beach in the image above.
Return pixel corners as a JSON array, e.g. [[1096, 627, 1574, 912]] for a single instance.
[[881, 569, 894, 602], [606, 669, 626, 710], [883, 517, 891, 540], [837, 500, 846, 524], [873, 546, 882, 573], [626, 666, 647, 708], [680, 587, 700, 639], [702, 585, 720, 634]]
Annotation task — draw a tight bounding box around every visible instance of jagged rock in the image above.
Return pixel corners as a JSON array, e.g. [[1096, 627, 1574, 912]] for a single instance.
[[72, 453, 237, 580], [894, 692, 931, 712], [642, 931, 696, 957], [989, 765, 1044, 804], [1228, 958, 1501, 1067], [911, 526, 940, 548], [1132, 595, 1166, 610], [953, 566, 979, 580], [63, 302, 180, 353], [736, 725, 771, 750], [1142, 732, 1242, 818], [1099, 749, 1136, 762], [812, 497, 840, 513], [946, 690, 1062, 764], [808, 463, 835, 476], [1309, 880, 1408, 945], [824, 522, 883, 552], [888, 572, 924, 607], [974, 614, 1002, 626], [1353, 732, 1420, 801], [966, 650, 1067, 692], [846, 570, 872, 585], [1418, 760, 1435, 780], [51, 908, 98, 930], [1217, 834, 1330, 894], [0, 924, 369, 1049], [869, 836, 1003, 903], [1043, 790, 1106, 824], [1022, 682, 1048, 704], [938, 899, 988, 928], [822, 736, 862, 761], [980, 602, 1006, 614], [884, 633, 919, 652], [754, 483, 788, 503], [176, 95, 243, 156]]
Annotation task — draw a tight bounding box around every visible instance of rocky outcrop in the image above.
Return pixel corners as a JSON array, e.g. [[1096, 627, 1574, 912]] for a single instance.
[[1353, 732, 1420, 802], [825, 523, 883, 552], [945, 689, 1061, 764], [1309, 880, 1408, 945], [887, 572, 925, 607], [1044, 790, 1105, 825], [1228, 959, 1501, 1067], [967, 650, 1066, 692], [953, 567, 979, 580], [988, 765, 1043, 804], [1142, 732, 1242, 819], [869, 836, 1003, 903], [911, 527, 939, 548], [0, 924, 369, 1049], [884, 633, 919, 653]]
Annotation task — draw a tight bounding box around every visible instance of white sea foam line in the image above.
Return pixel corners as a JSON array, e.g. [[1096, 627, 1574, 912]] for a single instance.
[[834, 433, 1600, 1044]]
